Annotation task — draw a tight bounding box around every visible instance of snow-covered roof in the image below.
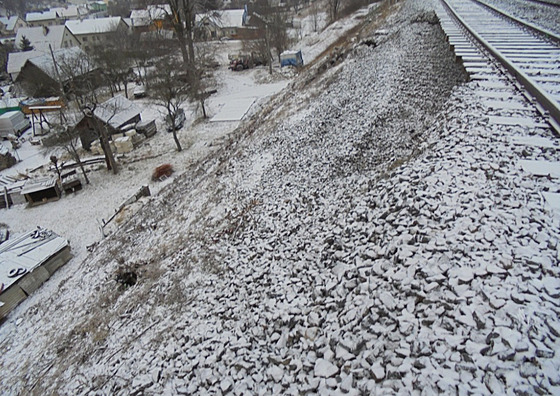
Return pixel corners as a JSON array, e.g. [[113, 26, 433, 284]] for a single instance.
[[130, 5, 170, 27], [0, 16, 21, 31], [26, 47, 92, 81], [50, 6, 80, 19], [26, 11, 60, 23], [94, 95, 141, 128], [130, 9, 149, 20], [0, 228, 69, 294], [7, 50, 43, 75], [196, 9, 245, 29], [21, 177, 58, 195], [0, 98, 20, 109], [15, 25, 67, 52], [147, 4, 171, 18], [281, 50, 302, 56], [221, 10, 245, 28], [65, 17, 124, 36]]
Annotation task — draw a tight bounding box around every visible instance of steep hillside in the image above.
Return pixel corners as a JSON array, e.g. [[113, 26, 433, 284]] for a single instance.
[[2, 0, 559, 394]]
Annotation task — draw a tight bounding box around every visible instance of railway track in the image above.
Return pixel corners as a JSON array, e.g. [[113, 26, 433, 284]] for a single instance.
[[524, 0, 560, 8], [437, 0, 560, 133]]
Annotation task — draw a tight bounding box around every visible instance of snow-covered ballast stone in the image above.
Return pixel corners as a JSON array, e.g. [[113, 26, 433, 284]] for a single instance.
[[0, 228, 71, 319]]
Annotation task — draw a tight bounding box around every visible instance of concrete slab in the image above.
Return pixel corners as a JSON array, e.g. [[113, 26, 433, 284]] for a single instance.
[[210, 97, 256, 122]]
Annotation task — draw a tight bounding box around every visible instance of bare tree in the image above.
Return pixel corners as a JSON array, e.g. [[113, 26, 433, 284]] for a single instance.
[[0, 41, 14, 75], [107, 0, 132, 17], [268, 11, 290, 64], [189, 43, 218, 119], [328, 0, 341, 23], [242, 37, 270, 68], [42, 119, 91, 185], [162, 0, 196, 67], [149, 56, 190, 152], [249, 0, 291, 70], [128, 32, 168, 87], [56, 50, 119, 174], [91, 24, 134, 98], [0, 0, 25, 17], [310, 0, 321, 32]]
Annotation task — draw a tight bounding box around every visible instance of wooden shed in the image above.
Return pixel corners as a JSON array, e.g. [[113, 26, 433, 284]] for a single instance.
[[21, 177, 62, 206], [76, 95, 142, 150], [0, 228, 71, 320], [0, 179, 26, 209]]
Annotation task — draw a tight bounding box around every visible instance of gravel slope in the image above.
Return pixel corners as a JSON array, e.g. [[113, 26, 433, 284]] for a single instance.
[[1, 0, 559, 394]]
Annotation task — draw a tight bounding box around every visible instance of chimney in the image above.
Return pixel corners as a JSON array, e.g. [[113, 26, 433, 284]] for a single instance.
[[43, 25, 49, 35]]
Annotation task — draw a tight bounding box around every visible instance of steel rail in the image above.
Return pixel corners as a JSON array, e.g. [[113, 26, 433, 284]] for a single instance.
[[473, 0, 560, 44], [440, 0, 560, 131]]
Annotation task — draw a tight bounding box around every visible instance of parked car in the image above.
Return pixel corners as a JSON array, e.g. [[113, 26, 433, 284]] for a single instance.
[[166, 109, 186, 132], [133, 84, 147, 98]]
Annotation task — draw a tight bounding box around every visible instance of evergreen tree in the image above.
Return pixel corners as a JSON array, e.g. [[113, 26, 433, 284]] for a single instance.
[[19, 35, 34, 52]]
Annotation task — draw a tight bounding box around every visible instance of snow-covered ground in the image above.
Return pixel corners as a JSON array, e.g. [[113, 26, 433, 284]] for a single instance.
[[1, 0, 560, 394]]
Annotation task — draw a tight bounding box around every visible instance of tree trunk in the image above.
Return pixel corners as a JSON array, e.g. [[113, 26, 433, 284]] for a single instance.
[[172, 129, 182, 152], [176, 29, 190, 66], [70, 141, 90, 184], [98, 122, 118, 174], [77, 158, 90, 184], [200, 98, 207, 119], [186, 33, 195, 66], [265, 25, 273, 75]]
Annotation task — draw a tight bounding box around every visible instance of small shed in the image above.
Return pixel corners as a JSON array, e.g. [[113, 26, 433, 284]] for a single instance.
[[280, 50, 304, 68], [0, 228, 71, 319], [21, 177, 62, 206], [0, 177, 26, 209], [195, 9, 246, 40], [76, 95, 142, 150]]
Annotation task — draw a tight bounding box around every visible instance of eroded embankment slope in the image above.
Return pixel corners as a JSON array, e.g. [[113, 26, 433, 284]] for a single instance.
[[4, 0, 530, 393]]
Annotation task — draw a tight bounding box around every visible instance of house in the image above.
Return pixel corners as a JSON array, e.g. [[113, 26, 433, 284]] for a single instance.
[[25, 11, 62, 28], [15, 47, 100, 97], [130, 4, 172, 32], [65, 17, 129, 52], [0, 16, 27, 36], [50, 6, 84, 21], [15, 25, 80, 53], [7, 50, 43, 81], [0, 228, 71, 319], [195, 9, 246, 40], [89, 1, 108, 14], [76, 95, 141, 149]]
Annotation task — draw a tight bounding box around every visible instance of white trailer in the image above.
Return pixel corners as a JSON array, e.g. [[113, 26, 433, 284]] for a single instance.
[[0, 111, 31, 138]]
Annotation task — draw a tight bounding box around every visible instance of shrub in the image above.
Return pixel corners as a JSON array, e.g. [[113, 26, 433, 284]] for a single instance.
[[152, 163, 174, 181]]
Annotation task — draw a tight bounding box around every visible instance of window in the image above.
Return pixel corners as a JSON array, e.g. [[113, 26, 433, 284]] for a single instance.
[[82, 36, 88, 42]]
